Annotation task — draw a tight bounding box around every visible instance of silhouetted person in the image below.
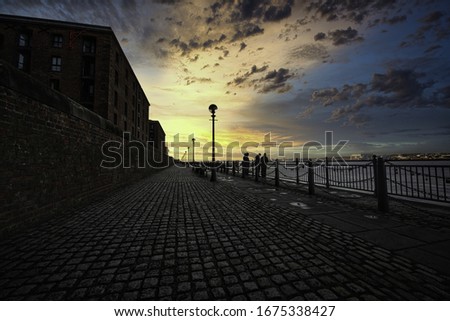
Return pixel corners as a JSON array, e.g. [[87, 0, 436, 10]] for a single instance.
[[242, 153, 250, 178], [255, 153, 261, 181], [261, 153, 268, 178]]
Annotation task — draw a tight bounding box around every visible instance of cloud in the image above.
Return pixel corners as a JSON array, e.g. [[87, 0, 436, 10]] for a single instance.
[[229, 0, 294, 22], [290, 43, 329, 61], [421, 11, 444, 24], [371, 69, 429, 103], [306, 0, 398, 24], [231, 23, 264, 42], [328, 27, 364, 46], [227, 64, 269, 87], [313, 27, 364, 46], [227, 65, 295, 95], [401, 9, 450, 48], [264, 3, 293, 22], [256, 68, 294, 94], [184, 76, 212, 85], [313, 32, 326, 41], [152, 0, 183, 4], [309, 67, 447, 127]]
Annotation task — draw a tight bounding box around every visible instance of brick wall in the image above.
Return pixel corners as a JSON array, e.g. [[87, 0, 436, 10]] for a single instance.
[[0, 61, 164, 236]]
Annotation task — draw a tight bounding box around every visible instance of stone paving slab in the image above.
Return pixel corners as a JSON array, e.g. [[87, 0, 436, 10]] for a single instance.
[[0, 166, 449, 300], [353, 230, 425, 250]]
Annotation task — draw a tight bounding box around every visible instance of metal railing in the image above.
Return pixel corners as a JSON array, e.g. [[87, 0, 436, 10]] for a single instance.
[[192, 157, 450, 211]]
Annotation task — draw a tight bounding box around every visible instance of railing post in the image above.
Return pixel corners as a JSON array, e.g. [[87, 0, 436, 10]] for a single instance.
[[308, 160, 315, 195], [325, 157, 330, 189], [377, 157, 389, 212], [232, 161, 236, 176], [373, 155, 378, 196], [296, 158, 299, 185], [275, 159, 280, 187]]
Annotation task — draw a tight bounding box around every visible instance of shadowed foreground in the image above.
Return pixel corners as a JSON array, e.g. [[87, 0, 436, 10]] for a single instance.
[[0, 166, 449, 300]]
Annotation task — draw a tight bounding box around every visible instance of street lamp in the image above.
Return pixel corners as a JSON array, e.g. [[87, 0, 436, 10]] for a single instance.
[[209, 104, 218, 182], [192, 137, 196, 163]]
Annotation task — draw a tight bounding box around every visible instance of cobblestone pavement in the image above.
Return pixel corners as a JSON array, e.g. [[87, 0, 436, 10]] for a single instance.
[[0, 166, 449, 300]]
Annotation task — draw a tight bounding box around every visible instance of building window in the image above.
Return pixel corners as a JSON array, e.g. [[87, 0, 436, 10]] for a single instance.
[[115, 51, 119, 64], [52, 34, 63, 48], [124, 103, 128, 116], [18, 32, 31, 47], [81, 79, 95, 102], [114, 113, 118, 125], [17, 52, 30, 71], [115, 70, 119, 86], [51, 56, 62, 72], [82, 37, 96, 54], [125, 85, 128, 97], [114, 91, 118, 107], [82, 56, 95, 77], [124, 121, 127, 131], [50, 79, 60, 91]]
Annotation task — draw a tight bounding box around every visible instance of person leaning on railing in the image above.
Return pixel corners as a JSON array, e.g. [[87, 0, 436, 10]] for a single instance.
[[261, 153, 269, 178], [242, 153, 250, 178]]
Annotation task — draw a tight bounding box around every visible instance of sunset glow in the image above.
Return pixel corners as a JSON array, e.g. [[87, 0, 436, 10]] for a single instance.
[[2, 0, 450, 159]]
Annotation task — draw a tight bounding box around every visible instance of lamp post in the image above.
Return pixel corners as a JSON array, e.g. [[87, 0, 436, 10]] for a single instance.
[[209, 104, 218, 182], [192, 138, 196, 163], [187, 147, 190, 165]]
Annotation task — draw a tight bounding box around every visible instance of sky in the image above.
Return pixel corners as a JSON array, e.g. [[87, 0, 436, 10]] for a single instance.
[[1, 0, 450, 160]]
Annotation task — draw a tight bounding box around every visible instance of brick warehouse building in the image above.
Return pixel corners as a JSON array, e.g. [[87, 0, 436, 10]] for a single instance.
[[0, 14, 151, 142]]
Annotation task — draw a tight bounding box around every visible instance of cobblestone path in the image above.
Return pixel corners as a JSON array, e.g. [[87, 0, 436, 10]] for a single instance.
[[0, 166, 449, 300]]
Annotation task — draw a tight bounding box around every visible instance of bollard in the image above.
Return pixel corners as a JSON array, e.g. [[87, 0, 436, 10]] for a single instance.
[[296, 158, 299, 185], [275, 159, 280, 187], [325, 157, 330, 189], [308, 160, 315, 195], [376, 157, 389, 212]]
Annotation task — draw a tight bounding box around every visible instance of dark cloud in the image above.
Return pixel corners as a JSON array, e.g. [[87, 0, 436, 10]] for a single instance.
[[313, 27, 364, 46], [308, 67, 450, 126], [424, 44, 442, 53], [152, 0, 183, 4], [434, 85, 450, 107], [168, 34, 227, 56], [264, 3, 293, 22], [371, 69, 429, 103], [257, 68, 293, 94], [421, 11, 444, 24], [306, 0, 398, 24], [227, 64, 269, 87], [402, 9, 450, 47], [231, 0, 293, 22], [231, 23, 264, 42], [312, 84, 367, 106], [328, 27, 364, 46], [314, 32, 326, 41], [207, 0, 293, 26]]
